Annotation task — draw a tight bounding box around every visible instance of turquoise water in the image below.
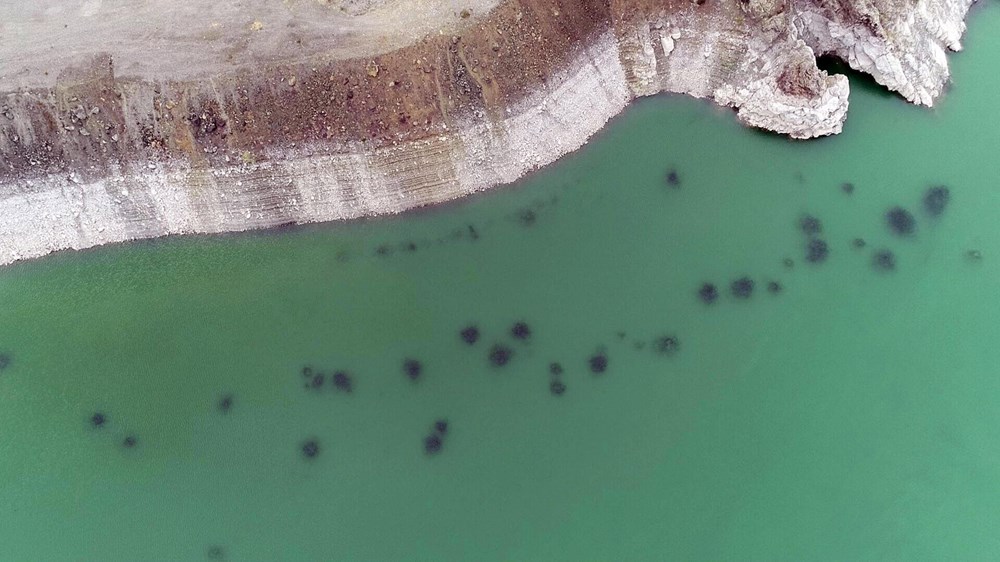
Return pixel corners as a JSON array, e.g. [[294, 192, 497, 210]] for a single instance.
[[1, 6, 999, 560]]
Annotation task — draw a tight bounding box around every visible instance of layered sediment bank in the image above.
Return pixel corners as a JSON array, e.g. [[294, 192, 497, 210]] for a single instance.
[[0, 0, 978, 266]]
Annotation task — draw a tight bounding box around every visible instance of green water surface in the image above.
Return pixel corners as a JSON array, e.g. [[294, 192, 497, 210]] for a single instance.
[[1, 5, 999, 560]]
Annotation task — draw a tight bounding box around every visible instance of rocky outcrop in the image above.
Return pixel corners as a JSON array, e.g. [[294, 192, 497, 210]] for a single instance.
[[0, 0, 979, 266]]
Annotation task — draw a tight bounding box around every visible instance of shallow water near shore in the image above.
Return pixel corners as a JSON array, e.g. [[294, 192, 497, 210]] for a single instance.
[[1, 5, 999, 561]]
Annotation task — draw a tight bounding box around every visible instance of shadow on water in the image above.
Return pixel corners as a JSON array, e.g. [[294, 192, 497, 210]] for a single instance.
[[816, 54, 903, 101]]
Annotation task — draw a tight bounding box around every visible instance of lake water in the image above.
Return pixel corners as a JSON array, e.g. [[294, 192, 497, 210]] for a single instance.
[[1, 5, 998, 560]]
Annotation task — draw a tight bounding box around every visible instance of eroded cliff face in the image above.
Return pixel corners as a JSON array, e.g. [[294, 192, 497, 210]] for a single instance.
[[0, 0, 978, 266]]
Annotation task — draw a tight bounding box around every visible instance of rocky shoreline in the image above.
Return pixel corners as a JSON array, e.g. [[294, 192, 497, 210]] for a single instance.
[[0, 0, 978, 266]]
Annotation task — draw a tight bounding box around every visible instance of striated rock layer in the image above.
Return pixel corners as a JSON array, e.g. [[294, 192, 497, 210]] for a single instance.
[[0, 0, 978, 266]]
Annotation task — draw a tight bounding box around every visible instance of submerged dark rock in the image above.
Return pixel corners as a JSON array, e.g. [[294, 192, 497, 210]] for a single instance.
[[549, 362, 563, 376], [301, 439, 320, 459], [332, 371, 353, 393], [852, 238, 867, 249], [872, 249, 896, 271], [510, 322, 532, 341], [665, 168, 681, 188], [0, 353, 11, 370], [90, 412, 107, 428], [731, 277, 754, 298], [424, 433, 443, 455], [216, 394, 234, 414], [550, 380, 567, 396], [434, 419, 448, 435], [799, 214, 822, 236], [654, 335, 680, 356], [886, 206, 917, 236], [841, 182, 855, 195], [489, 344, 513, 367], [767, 281, 783, 294], [460, 326, 480, 345], [589, 352, 608, 374], [403, 359, 422, 381], [923, 185, 950, 217], [805, 238, 829, 263], [206, 545, 227, 561], [783, 258, 795, 269], [698, 283, 719, 304], [122, 435, 138, 449]]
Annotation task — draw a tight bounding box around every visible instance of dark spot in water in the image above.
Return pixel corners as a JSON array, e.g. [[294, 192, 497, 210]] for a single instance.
[[654, 335, 680, 356], [665, 168, 681, 188], [90, 412, 106, 428], [767, 281, 783, 294], [966, 249, 983, 262], [403, 241, 418, 252], [517, 209, 537, 227], [550, 380, 567, 396], [841, 182, 855, 195], [872, 249, 896, 271], [460, 326, 480, 345], [467, 224, 480, 240], [805, 238, 829, 263], [403, 359, 422, 381], [489, 344, 513, 367], [886, 206, 917, 236], [589, 352, 608, 374], [301, 366, 313, 378], [924, 185, 950, 217], [216, 394, 234, 414], [332, 371, 353, 392], [335, 250, 350, 263], [799, 214, 822, 236], [549, 362, 563, 375], [616, 331, 627, 340], [206, 545, 226, 561], [731, 277, 754, 298], [633, 341, 646, 350], [434, 419, 448, 435], [783, 258, 795, 268], [698, 283, 719, 304], [424, 433, 443, 455], [0, 353, 11, 370], [852, 238, 867, 249], [301, 439, 319, 459], [307, 373, 325, 390], [375, 244, 392, 257], [122, 435, 137, 449], [510, 322, 532, 341]]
